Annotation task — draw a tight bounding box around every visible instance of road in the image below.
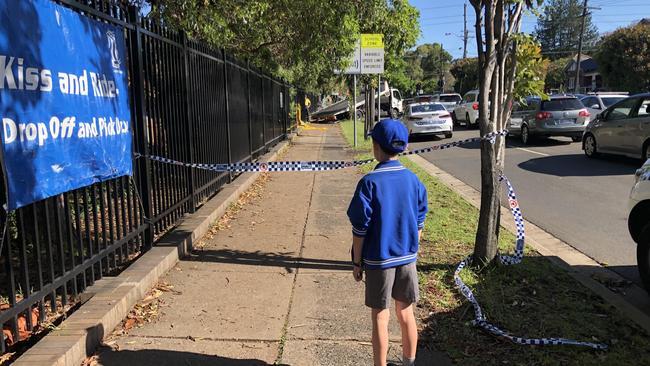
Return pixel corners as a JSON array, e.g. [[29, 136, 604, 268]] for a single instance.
[[409, 126, 643, 285]]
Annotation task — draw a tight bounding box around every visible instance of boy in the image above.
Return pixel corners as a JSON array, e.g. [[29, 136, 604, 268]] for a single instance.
[[347, 119, 428, 366]]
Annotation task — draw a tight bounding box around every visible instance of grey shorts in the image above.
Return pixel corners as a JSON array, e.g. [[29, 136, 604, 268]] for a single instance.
[[364, 261, 419, 309]]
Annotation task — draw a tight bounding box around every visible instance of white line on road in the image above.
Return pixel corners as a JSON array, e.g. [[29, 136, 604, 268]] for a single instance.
[[509, 146, 550, 157]]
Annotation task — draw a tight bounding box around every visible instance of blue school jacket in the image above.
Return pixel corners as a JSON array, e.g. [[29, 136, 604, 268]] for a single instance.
[[347, 160, 428, 269]]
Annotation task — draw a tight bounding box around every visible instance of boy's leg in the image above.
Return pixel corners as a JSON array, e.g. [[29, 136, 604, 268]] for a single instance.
[[395, 300, 417, 364], [392, 262, 419, 365], [365, 267, 396, 366], [371, 308, 390, 366]]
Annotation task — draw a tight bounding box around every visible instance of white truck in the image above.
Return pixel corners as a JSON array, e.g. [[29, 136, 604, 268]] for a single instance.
[[353, 80, 404, 120]]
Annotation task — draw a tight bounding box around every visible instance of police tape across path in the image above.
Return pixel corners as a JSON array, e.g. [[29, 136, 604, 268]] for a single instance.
[[135, 129, 609, 350]]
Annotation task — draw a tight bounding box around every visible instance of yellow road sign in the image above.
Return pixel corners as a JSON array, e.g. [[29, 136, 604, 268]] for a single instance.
[[361, 34, 384, 49]]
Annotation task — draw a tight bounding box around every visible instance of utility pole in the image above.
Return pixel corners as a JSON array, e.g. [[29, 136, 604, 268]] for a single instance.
[[440, 43, 445, 92], [574, 0, 588, 93], [463, 2, 468, 59]]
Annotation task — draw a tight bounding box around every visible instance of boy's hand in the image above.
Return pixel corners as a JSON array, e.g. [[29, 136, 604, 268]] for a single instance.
[[353, 266, 363, 282]]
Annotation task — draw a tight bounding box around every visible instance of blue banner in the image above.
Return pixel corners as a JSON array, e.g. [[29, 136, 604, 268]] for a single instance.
[[0, 0, 133, 210]]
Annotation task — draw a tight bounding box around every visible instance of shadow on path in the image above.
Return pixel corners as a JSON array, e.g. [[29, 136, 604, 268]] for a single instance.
[[97, 348, 287, 366], [184, 248, 351, 271]]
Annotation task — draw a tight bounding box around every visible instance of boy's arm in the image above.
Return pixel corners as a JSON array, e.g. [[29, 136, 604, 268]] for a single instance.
[[352, 235, 364, 265]]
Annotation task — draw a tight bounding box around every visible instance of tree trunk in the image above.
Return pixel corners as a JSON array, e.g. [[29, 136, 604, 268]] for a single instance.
[[470, 0, 523, 265]]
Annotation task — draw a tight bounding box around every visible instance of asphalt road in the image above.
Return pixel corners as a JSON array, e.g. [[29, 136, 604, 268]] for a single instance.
[[409, 126, 644, 285]]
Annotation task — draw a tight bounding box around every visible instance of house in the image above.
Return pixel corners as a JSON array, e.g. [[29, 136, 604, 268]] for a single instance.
[[565, 54, 604, 93]]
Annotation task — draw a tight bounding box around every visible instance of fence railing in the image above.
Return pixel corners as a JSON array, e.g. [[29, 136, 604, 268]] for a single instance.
[[0, 0, 297, 355]]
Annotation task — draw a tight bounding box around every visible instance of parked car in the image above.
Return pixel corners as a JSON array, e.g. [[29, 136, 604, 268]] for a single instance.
[[628, 158, 650, 293], [583, 93, 650, 160], [507, 95, 590, 144], [433, 93, 462, 116], [402, 102, 453, 139], [580, 92, 629, 121], [453, 90, 480, 128]]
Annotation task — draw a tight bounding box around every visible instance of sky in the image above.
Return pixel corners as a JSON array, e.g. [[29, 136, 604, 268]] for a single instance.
[[411, 0, 650, 59]]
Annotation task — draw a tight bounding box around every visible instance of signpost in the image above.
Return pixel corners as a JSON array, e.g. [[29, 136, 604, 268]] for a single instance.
[[336, 34, 385, 146]]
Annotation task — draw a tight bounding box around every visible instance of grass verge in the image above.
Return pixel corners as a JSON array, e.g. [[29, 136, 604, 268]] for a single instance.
[[340, 119, 650, 366]]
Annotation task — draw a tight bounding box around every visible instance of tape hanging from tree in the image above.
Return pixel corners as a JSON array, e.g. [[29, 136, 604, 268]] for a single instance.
[[136, 128, 609, 350], [453, 175, 608, 351]]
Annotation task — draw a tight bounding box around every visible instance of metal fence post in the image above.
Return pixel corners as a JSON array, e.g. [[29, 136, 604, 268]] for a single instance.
[[246, 60, 253, 159], [222, 50, 233, 181], [181, 32, 196, 211], [128, 6, 153, 247]]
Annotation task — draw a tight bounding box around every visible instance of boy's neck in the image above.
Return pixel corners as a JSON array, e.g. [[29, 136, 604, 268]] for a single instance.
[[377, 156, 399, 163]]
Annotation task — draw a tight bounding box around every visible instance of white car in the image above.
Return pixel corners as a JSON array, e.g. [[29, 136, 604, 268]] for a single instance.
[[453, 90, 480, 128], [628, 158, 650, 293], [402, 102, 453, 139]]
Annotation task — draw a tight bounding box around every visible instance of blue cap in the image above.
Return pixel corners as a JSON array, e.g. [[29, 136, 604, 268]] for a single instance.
[[369, 119, 408, 154]]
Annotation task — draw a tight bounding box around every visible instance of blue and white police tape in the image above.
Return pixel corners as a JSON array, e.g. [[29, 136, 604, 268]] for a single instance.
[[453, 175, 609, 351], [135, 130, 509, 173]]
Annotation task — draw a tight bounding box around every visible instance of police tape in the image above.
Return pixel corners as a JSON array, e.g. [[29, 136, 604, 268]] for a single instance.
[[134, 128, 609, 350], [453, 175, 609, 351], [135, 130, 509, 173]]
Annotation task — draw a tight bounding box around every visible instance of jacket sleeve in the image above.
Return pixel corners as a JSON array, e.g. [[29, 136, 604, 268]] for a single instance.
[[347, 179, 373, 237], [417, 180, 428, 230]]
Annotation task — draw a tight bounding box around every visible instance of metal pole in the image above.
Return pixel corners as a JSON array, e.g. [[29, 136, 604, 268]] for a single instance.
[[377, 75, 381, 121], [353, 74, 357, 147], [574, 0, 588, 93]]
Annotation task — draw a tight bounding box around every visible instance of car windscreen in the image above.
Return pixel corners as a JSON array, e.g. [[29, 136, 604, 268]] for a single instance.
[[541, 98, 584, 111], [411, 104, 445, 113], [602, 97, 626, 107], [439, 95, 461, 103]]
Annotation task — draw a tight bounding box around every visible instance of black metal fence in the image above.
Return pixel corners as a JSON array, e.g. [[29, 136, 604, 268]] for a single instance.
[[0, 0, 294, 354]]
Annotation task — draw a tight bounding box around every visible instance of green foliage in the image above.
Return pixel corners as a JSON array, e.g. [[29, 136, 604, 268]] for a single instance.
[[403, 43, 453, 96], [513, 34, 549, 101], [596, 23, 650, 93], [534, 0, 599, 60], [146, 0, 419, 92], [544, 56, 572, 92], [450, 58, 479, 95]]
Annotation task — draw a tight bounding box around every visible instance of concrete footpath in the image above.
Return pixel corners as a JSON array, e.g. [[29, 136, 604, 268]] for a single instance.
[[94, 125, 452, 365]]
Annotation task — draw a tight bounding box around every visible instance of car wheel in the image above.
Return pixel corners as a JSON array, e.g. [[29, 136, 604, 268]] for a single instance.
[[643, 141, 650, 161], [444, 132, 453, 139], [571, 136, 582, 143], [583, 134, 599, 158], [521, 125, 530, 145], [637, 224, 650, 294]]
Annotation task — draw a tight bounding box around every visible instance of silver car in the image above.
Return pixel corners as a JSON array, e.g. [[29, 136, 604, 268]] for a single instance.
[[402, 102, 453, 139], [583, 93, 650, 160], [508, 95, 591, 145], [580, 93, 629, 122]]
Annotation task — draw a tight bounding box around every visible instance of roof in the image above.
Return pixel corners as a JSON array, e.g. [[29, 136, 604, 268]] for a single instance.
[[565, 55, 598, 73]]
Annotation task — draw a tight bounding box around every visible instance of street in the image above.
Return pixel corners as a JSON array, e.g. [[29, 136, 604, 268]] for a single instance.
[[409, 126, 644, 285]]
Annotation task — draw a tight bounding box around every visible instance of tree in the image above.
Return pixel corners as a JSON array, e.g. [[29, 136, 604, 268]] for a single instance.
[[544, 56, 572, 92], [513, 35, 549, 102], [534, 0, 599, 60], [469, 0, 544, 263], [403, 43, 453, 95], [144, 0, 419, 92], [451, 58, 479, 95], [596, 23, 650, 93]]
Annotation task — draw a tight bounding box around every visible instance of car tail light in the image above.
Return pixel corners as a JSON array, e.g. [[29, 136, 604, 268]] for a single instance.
[[439, 113, 451, 118], [536, 111, 552, 120], [578, 109, 591, 117], [472, 102, 479, 110]]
